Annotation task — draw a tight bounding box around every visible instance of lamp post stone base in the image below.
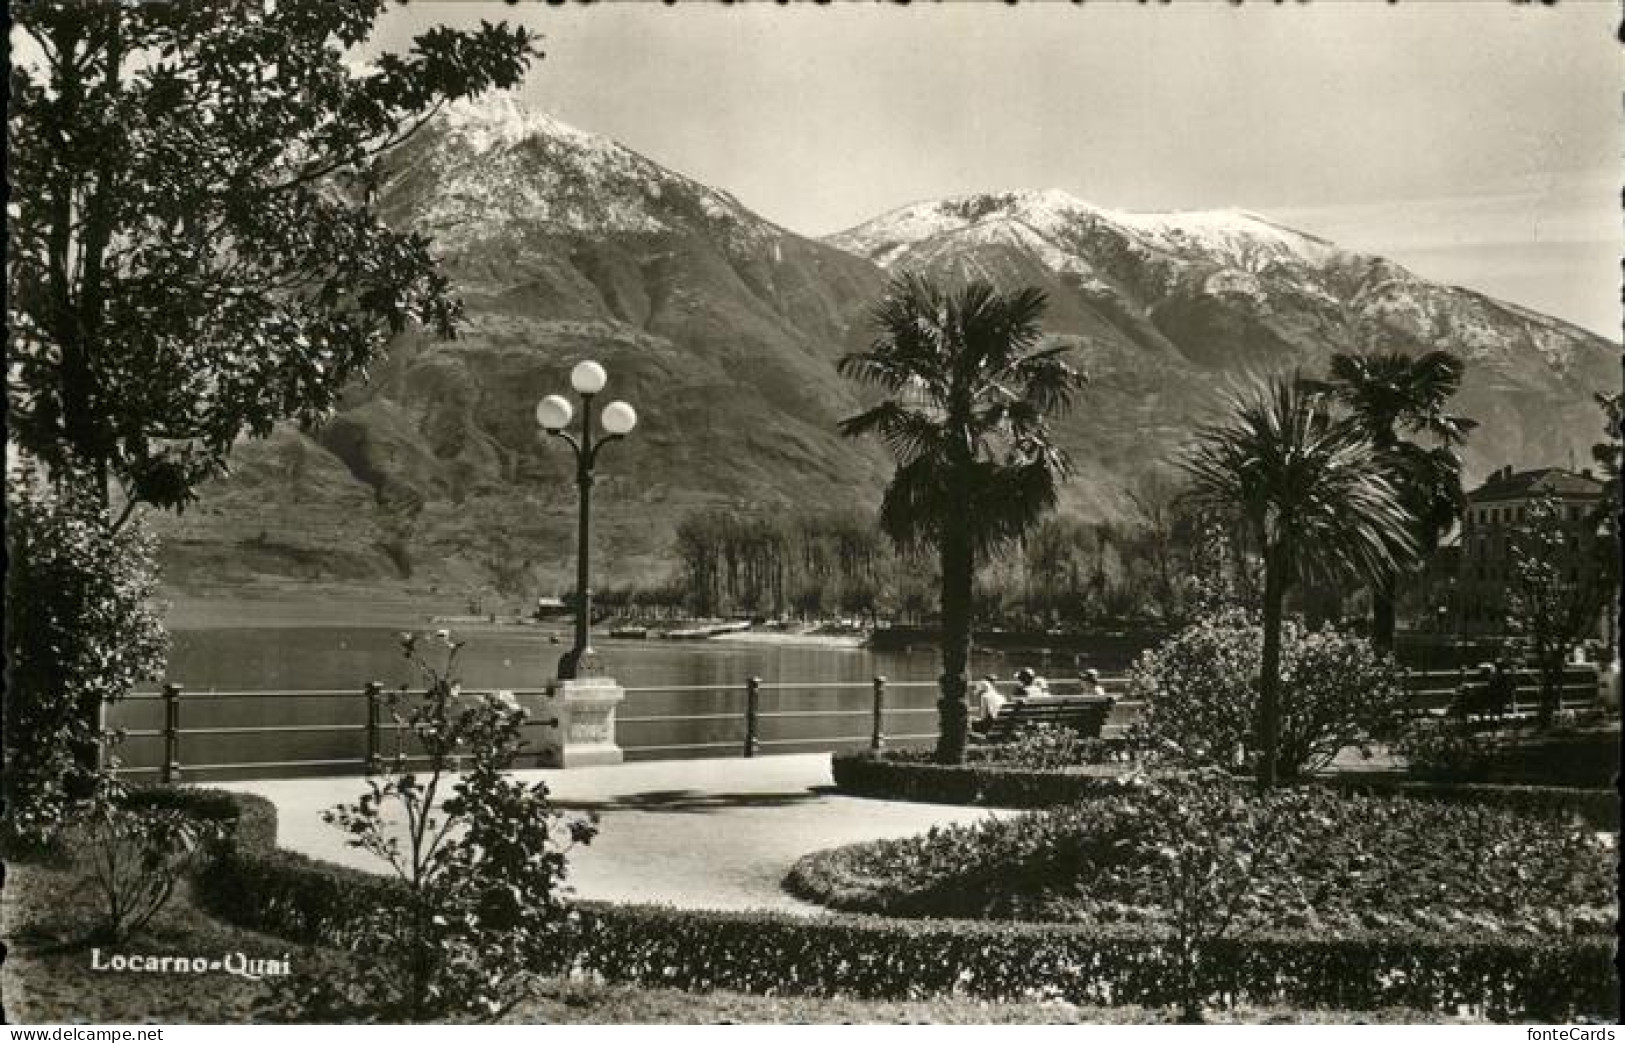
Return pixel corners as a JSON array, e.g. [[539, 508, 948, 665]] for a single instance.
[[540, 676, 626, 768]]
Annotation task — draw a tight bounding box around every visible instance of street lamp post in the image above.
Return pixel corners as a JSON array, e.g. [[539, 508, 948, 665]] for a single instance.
[[536, 360, 638, 681]]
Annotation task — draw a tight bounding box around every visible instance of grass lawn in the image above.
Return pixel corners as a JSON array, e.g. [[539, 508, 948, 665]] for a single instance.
[[1, 853, 324, 1023], [1, 852, 1474, 1025]]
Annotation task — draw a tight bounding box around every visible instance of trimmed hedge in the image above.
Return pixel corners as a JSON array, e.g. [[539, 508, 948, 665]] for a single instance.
[[1477, 728, 1620, 788], [178, 785, 1617, 1021], [123, 784, 279, 852], [1319, 776, 1620, 832], [831, 749, 1128, 807], [834, 749, 1620, 828], [557, 905, 1615, 1022]]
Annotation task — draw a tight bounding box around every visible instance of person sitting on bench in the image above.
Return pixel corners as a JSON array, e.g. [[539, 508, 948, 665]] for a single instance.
[[1013, 667, 1046, 700], [972, 675, 1005, 737]]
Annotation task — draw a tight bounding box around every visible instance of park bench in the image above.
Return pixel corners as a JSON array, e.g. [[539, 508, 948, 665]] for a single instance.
[[982, 695, 1115, 744]]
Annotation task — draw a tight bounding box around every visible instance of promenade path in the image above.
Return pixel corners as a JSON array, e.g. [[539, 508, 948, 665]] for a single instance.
[[222, 753, 1010, 914]]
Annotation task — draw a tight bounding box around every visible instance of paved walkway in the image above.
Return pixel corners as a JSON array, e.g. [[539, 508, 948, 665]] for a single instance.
[[221, 754, 1009, 914]]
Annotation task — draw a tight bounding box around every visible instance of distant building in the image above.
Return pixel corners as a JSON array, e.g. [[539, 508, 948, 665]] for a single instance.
[[1439, 465, 1607, 637], [534, 595, 570, 618]]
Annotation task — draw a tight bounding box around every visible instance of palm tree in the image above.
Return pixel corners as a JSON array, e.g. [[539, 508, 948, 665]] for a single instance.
[[1181, 373, 1416, 788], [1300, 351, 1477, 652], [838, 274, 1085, 764]]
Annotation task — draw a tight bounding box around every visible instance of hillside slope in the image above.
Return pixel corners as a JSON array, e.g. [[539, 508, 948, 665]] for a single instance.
[[154, 104, 1619, 601]]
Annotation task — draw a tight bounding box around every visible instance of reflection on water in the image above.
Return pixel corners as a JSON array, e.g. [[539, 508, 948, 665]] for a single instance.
[[154, 627, 1077, 692], [112, 628, 1087, 777]]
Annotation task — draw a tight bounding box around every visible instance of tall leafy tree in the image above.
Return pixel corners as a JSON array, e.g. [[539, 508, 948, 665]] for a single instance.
[[8, 1, 540, 520], [838, 275, 1085, 763], [1504, 495, 1610, 725], [1180, 374, 1416, 788], [4, 463, 168, 837], [1301, 351, 1477, 652], [6, 1, 538, 788]]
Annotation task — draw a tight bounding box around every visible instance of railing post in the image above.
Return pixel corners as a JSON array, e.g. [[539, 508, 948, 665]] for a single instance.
[[161, 684, 182, 784], [365, 681, 383, 775], [871, 676, 888, 752], [744, 676, 761, 759]]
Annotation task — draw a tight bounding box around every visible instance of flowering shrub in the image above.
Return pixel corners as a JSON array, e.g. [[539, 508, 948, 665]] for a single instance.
[[791, 774, 1611, 1019], [988, 727, 1112, 769], [1126, 612, 1407, 778], [266, 632, 597, 1023], [1394, 717, 1511, 782], [788, 776, 1614, 937], [3, 464, 168, 840]]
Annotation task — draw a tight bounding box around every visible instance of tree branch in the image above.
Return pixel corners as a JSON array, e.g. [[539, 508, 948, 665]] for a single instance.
[[267, 99, 447, 194]]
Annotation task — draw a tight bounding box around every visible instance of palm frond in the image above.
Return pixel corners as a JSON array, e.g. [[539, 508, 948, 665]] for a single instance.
[[840, 274, 1082, 561], [1179, 372, 1419, 589], [836, 401, 945, 463]]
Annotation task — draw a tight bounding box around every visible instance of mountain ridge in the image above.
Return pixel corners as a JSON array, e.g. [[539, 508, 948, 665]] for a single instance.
[[151, 95, 1620, 600]]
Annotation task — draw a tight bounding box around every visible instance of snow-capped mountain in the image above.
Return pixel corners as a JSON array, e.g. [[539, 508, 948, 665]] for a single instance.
[[388, 92, 784, 250], [157, 95, 891, 593], [153, 99, 1620, 596], [827, 188, 1616, 472], [830, 189, 1342, 275]]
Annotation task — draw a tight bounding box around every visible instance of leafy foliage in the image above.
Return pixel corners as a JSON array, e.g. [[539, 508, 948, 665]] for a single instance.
[[193, 786, 1614, 1021], [788, 776, 1613, 940], [793, 774, 1614, 1020], [838, 275, 1085, 763], [1503, 495, 1610, 724], [1179, 373, 1415, 786], [838, 276, 1084, 560], [1127, 613, 1408, 779], [69, 796, 221, 943], [831, 748, 1130, 806], [987, 727, 1113, 770], [1398, 716, 1620, 788], [1301, 351, 1476, 648], [1181, 374, 1418, 602], [1393, 718, 1514, 784], [3, 463, 168, 839], [265, 633, 596, 1023], [7, 2, 539, 513]]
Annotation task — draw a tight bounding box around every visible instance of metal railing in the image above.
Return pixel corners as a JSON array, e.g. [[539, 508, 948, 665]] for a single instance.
[[107, 665, 1603, 782], [108, 676, 953, 781]]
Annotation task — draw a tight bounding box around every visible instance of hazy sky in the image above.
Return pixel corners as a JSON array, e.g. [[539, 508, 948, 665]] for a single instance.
[[371, 2, 1621, 338]]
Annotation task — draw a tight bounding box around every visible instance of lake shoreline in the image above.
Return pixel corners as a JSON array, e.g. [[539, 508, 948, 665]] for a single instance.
[[160, 591, 877, 651], [711, 631, 868, 650]]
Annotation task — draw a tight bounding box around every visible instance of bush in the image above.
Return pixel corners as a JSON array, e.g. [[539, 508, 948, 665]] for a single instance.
[[1398, 719, 1619, 789], [1127, 613, 1407, 779], [1318, 777, 1619, 832], [189, 787, 1615, 1022], [3, 464, 169, 839], [985, 727, 1114, 769], [69, 795, 221, 942], [1394, 717, 1511, 782], [262, 632, 596, 1023], [558, 906, 1614, 1022], [790, 776, 1614, 939]]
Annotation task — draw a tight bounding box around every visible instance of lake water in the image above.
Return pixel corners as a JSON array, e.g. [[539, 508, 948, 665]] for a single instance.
[[110, 628, 1094, 779]]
